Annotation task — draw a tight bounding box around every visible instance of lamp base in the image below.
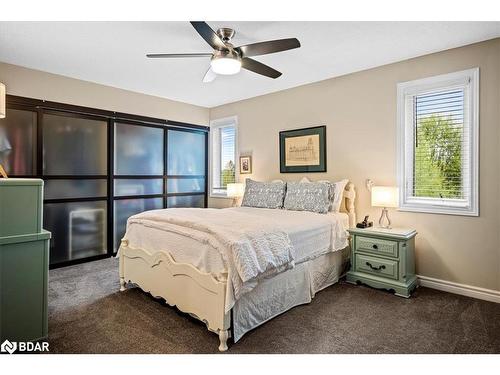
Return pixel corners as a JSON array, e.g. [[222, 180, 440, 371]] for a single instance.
[[378, 207, 392, 229]]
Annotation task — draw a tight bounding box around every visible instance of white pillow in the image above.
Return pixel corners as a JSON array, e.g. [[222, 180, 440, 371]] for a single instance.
[[330, 179, 349, 212]]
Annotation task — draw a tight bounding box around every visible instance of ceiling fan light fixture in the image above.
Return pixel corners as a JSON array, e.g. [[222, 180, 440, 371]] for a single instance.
[[210, 50, 241, 75], [210, 57, 241, 75]]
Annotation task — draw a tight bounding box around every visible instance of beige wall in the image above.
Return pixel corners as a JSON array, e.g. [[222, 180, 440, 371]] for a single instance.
[[0, 62, 209, 125], [209, 38, 500, 292]]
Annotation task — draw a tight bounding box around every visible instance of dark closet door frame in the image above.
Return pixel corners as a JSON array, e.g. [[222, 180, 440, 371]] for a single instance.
[[4, 95, 209, 269]]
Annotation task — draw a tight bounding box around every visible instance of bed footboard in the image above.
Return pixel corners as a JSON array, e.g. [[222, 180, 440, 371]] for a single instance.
[[119, 239, 231, 351]]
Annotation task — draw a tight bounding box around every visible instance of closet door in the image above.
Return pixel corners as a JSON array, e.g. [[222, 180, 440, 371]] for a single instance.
[[166, 129, 207, 208], [113, 122, 164, 251], [41, 111, 108, 266]]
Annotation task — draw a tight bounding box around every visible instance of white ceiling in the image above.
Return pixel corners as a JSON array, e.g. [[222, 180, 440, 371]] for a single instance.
[[0, 22, 499, 108]]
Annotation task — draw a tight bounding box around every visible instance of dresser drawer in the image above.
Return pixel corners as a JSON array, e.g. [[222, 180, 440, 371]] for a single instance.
[[355, 254, 399, 280], [355, 236, 398, 258]]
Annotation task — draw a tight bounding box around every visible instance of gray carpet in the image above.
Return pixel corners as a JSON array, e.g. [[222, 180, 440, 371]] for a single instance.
[[48, 258, 500, 354]]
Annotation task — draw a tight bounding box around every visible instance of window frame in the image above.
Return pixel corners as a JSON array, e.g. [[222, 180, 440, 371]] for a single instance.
[[209, 116, 238, 198], [396, 68, 479, 216]]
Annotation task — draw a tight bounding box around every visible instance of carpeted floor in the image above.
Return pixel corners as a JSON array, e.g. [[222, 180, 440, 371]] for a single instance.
[[47, 258, 500, 354]]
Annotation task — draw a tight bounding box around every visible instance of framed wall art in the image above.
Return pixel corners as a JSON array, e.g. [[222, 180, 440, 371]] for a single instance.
[[279, 125, 326, 173], [239, 156, 252, 174]]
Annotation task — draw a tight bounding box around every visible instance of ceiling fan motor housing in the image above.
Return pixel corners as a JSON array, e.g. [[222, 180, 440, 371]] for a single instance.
[[216, 28, 236, 43], [212, 49, 240, 61]]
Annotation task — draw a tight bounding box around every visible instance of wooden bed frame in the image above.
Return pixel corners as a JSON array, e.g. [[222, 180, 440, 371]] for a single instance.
[[119, 182, 356, 351]]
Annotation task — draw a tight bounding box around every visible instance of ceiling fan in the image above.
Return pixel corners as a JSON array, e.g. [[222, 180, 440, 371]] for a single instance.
[[146, 21, 301, 82]]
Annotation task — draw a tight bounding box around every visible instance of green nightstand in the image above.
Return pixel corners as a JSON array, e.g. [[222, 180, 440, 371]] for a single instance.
[[346, 227, 417, 298]]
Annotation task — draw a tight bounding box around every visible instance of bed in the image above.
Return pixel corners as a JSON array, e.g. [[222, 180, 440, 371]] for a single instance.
[[118, 182, 356, 351]]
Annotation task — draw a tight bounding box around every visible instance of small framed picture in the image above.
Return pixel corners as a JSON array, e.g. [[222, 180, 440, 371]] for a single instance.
[[239, 156, 252, 174]]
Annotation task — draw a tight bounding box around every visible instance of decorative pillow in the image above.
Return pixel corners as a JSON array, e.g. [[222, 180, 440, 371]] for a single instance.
[[317, 179, 336, 211], [300, 177, 335, 211], [283, 181, 331, 214], [298, 177, 348, 212], [241, 179, 286, 209]]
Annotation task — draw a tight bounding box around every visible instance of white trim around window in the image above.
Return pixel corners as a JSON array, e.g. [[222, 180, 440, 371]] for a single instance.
[[396, 68, 479, 216], [209, 115, 238, 198]]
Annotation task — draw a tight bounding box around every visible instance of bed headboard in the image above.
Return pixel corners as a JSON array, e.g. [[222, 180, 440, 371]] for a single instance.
[[340, 182, 356, 228]]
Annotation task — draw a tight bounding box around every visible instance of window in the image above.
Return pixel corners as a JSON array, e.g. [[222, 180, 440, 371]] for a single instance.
[[210, 116, 237, 197], [397, 68, 479, 216]]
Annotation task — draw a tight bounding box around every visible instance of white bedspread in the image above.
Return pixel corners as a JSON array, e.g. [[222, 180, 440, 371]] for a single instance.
[[126, 207, 295, 307], [121, 207, 349, 312]]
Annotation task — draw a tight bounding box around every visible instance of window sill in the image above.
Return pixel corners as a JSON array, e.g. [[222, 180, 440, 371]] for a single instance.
[[398, 204, 478, 217], [209, 193, 232, 199]]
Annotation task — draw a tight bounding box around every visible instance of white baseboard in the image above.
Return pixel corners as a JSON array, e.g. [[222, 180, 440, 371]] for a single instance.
[[417, 275, 500, 304]]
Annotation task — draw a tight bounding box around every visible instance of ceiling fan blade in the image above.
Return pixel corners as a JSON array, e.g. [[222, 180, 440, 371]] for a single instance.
[[241, 58, 282, 79], [237, 38, 300, 57], [146, 53, 212, 58], [203, 67, 217, 83], [190, 21, 226, 50]]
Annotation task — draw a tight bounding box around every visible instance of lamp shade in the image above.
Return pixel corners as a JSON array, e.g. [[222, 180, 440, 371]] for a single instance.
[[371, 186, 399, 208], [227, 183, 245, 198], [0, 83, 5, 119]]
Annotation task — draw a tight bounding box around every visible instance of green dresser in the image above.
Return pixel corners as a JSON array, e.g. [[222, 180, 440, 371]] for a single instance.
[[0, 178, 51, 342], [346, 227, 417, 298]]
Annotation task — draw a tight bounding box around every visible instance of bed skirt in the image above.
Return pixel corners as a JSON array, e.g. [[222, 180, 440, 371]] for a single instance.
[[232, 246, 350, 342]]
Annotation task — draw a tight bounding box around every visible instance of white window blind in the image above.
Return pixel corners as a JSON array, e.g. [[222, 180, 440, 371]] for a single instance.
[[210, 117, 237, 197], [397, 68, 479, 216]]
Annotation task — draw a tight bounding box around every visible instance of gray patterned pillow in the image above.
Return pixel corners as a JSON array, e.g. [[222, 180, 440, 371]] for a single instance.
[[318, 180, 336, 211], [241, 179, 286, 209], [284, 181, 331, 214]]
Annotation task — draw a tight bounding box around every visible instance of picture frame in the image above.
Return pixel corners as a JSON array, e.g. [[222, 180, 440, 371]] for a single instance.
[[279, 125, 326, 173], [239, 156, 252, 174]]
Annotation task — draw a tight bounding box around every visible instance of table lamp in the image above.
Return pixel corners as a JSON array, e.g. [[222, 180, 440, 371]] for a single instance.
[[371, 186, 399, 229], [227, 183, 245, 207]]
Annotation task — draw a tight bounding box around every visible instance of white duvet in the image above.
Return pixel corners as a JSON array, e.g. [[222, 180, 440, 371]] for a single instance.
[[121, 207, 349, 312]]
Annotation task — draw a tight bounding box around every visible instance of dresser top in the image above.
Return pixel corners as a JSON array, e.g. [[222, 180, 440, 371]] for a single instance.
[[0, 178, 43, 186], [348, 227, 417, 240]]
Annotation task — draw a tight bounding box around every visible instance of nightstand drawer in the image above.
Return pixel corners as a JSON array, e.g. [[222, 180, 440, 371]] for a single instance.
[[355, 236, 398, 258], [355, 254, 399, 280]]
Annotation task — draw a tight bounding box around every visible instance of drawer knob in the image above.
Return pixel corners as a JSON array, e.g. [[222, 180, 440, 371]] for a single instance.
[[366, 262, 385, 271], [372, 244, 378, 250]]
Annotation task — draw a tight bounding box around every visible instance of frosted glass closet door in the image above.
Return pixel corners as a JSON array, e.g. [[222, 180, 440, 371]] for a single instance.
[[167, 129, 206, 209], [42, 112, 109, 265]]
